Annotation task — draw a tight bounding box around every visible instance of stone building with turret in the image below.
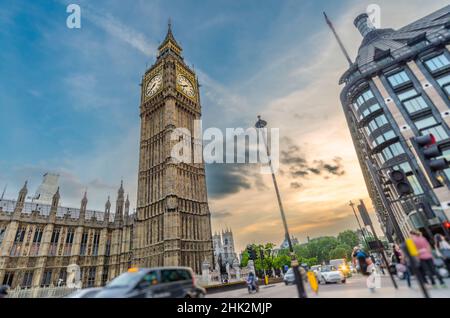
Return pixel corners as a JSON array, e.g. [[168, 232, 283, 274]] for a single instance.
[[212, 228, 238, 269], [0, 179, 134, 289]]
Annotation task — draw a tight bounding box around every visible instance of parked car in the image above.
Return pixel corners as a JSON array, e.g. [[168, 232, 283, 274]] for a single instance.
[[283, 267, 307, 285], [94, 267, 206, 298], [316, 265, 346, 284], [65, 287, 102, 298], [310, 265, 321, 275]]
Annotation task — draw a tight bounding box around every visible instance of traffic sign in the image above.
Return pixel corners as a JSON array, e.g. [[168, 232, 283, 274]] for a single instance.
[[307, 272, 319, 294]]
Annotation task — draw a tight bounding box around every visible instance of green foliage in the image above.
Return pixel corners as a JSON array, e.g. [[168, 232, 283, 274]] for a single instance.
[[293, 245, 309, 259], [337, 230, 360, 248], [302, 236, 339, 264], [329, 245, 350, 260], [245, 243, 278, 271], [240, 250, 249, 267], [298, 257, 318, 267], [243, 230, 360, 270], [273, 254, 291, 269]]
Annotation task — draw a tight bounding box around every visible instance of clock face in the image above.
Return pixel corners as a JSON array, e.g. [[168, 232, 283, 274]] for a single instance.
[[177, 75, 195, 98], [146, 74, 162, 97]]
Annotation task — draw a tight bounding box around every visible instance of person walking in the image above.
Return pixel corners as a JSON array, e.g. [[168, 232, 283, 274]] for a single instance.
[[365, 257, 379, 293], [352, 247, 369, 275], [393, 244, 411, 288], [410, 230, 446, 288], [434, 234, 450, 273]]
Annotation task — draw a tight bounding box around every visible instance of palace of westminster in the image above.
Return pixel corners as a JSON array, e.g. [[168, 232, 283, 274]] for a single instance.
[[0, 24, 217, 289]]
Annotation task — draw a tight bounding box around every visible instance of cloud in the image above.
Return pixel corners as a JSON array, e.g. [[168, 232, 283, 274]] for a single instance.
[[206, 164, 252, 199], [211, 210, 232, 219], [4, 0, 449, 254], [67, 1, 157, 57], [280, 137, 346, 183], [290, 182, 303, 190]]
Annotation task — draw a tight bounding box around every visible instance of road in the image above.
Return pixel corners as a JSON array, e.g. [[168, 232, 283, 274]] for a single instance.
[[207, 275, 450, 298]]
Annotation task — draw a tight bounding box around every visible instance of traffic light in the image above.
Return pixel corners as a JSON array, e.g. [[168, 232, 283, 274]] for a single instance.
[[246, 245, 257, 260], [259, 249, 265, 260], [412, 134, 449, 187], [389, 169, 412, 197], [444, 220, 450, 229]]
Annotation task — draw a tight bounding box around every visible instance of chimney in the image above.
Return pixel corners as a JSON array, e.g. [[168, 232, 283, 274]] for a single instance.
[[354, 13, 376, 37]]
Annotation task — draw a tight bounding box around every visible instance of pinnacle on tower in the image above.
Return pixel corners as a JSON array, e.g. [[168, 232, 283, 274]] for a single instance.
[[18, 181, 28, 202], [54, 187, 60, 199], [51, 187, 60, 208], [354, 13, 376, 37], [105, 196, 111, 210], [125, 194, 130, 213], [158, 19, 182, 56], [81, 191, 88, 205], [119, 180, 124, 195]]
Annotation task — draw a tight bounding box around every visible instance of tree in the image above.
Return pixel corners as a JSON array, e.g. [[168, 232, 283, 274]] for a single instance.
[[299, 257, 318, 267], [329, 245, 350, 260], [337, 230, 360, 249], [240, 250, 249, 267], [273, 254, 291, 270], [293, 245, 310, 259], [306, 237, 339, 263]]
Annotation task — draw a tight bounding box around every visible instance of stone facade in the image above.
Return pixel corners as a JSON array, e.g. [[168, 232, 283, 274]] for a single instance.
[[0, 182, 133, 289], [213, 229, 238, 269], [0, 24, 215, 289], [133, 24, 214, 273]]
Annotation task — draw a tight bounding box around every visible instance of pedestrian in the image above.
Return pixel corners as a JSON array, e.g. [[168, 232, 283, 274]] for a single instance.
[[365, 257, 378, 293], [352, 247, 369, 275], [410, 230, 446, 288], [434, 234, 450, 273], [393, 244, 411, 288]]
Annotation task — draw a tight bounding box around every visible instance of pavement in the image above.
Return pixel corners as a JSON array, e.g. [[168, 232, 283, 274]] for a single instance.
[[207, 275, 450, 298]]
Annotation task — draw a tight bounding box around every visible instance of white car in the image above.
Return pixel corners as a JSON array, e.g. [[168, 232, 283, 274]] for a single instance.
[[310, 265, 321, 274], [316, 265, 346, 284]]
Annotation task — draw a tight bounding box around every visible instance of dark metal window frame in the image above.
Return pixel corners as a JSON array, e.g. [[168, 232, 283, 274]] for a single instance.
[[41, 270, 52, 287], [2, 271, 14, 287], [80, 231, 89, 256], [21, 271, 34, 289]]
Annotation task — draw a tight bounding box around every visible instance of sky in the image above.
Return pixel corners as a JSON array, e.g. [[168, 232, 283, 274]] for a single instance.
[[1, 0, 449, 252]]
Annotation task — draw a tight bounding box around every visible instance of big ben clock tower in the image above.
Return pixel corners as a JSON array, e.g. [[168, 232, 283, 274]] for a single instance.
[[134, 22, 214, 273]]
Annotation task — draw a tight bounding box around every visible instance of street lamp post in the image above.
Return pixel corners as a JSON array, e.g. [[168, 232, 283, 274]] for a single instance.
[[349, 200, 369, 247], [255, 116, 307, 298]]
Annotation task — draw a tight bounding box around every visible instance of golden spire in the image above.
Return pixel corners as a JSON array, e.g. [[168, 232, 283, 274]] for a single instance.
[[158, 19, 182, 56]]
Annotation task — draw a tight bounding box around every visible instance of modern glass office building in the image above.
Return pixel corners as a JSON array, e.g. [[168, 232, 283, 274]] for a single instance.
[[339, 6, 450, 241]]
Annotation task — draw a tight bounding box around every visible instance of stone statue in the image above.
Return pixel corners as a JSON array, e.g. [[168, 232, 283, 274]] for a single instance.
[[66, 264, 82, 289]]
